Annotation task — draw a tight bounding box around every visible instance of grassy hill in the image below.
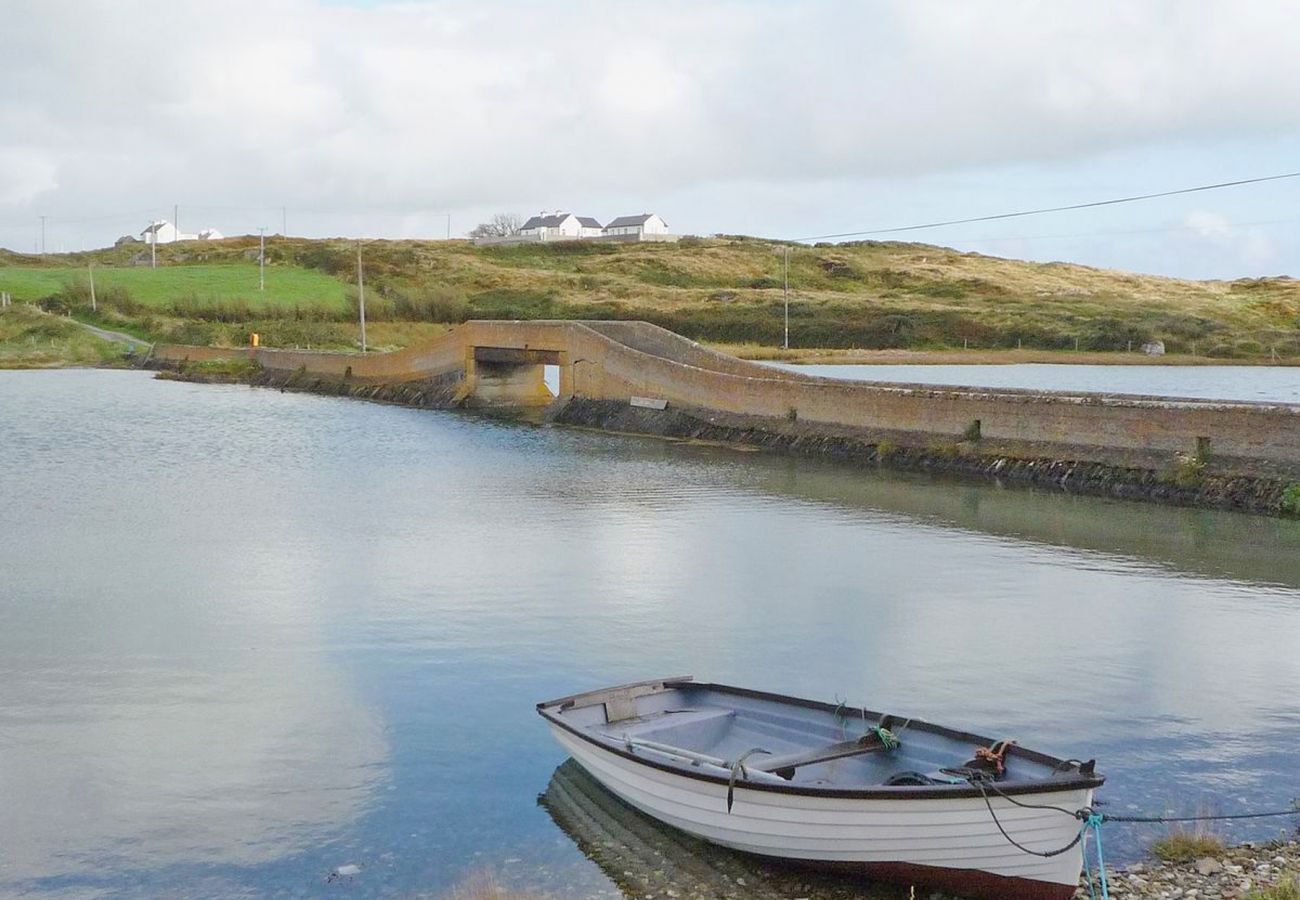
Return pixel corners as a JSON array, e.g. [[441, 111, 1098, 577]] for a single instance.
[[1, 234, 1297, 362]]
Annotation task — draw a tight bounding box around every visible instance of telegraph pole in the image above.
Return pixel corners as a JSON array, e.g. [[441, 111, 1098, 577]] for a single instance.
[[174, 204, 179, 240], [39, 216, 46, 255], [88, 262, 96, 313], [356, 241, 367, 353], [446, 213, 451, 240], [282, 206, 287, 236], [259, 228, 266, 290], [782, 245, 791, 350], [150, 226, 156, 268]]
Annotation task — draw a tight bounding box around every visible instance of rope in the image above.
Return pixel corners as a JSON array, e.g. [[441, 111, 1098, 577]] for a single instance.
[[970, 771, 1295, 899], [1081, 814, 1110, 900], [872, 726, 900, 751], [969, 777, 1300, 825], [970, 778, 1089, 858], [725, 748, 771, 813], [1098, 804, 1300, 824], [832, 698, 902, 750], [964, 764, 1294, 900]]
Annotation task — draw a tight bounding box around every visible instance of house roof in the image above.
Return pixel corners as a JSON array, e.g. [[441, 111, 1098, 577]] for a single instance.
[[605, 213, 660, 228], [141, 221, 171, 234], [521, 213, 576, 229], [576, 216, 602, 228]]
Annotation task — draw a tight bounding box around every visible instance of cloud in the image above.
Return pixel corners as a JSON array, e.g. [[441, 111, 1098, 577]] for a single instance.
[[3, 0, 1300, 261], [1183, 209, 1278, 269]]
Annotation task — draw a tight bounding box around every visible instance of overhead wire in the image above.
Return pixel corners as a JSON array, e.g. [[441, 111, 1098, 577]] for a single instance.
[[792, 171, 1300, 242]]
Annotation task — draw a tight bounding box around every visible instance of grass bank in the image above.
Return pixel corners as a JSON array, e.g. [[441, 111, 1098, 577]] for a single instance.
[[2, 234, 1298, 365], [0, 304, 131, 369]]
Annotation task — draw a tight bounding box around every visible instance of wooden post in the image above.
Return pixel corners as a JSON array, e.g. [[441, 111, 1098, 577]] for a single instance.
[[357, 242, 367, 353]]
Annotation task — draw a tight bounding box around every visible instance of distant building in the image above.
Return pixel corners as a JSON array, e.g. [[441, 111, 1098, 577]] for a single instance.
[[519, 212, 603, 240], [140, 219, 224, 244], [474, 210, 678, 247], [603, 213, 669, 239], [114, 234, 141, 247]]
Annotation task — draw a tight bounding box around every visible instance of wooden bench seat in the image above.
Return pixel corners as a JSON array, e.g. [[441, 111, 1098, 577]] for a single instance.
[[753, 732, 892, 778]]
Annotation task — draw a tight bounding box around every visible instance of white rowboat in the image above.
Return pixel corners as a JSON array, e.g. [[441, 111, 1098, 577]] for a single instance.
[[538, 677, 1103, 900]]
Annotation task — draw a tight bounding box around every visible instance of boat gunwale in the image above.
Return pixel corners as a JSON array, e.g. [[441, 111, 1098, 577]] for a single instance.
[[537, 677, 1105, 802]]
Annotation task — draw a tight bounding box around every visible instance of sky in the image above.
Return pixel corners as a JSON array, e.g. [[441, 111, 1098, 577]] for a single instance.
[[4, 0, 1300, 279]]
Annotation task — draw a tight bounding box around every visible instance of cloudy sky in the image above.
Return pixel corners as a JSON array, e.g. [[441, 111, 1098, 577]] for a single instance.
[[4, 0, 1300, 278]]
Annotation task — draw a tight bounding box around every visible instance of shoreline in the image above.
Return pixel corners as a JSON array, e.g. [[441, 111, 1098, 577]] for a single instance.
[[1080, 838, 1299, 899]]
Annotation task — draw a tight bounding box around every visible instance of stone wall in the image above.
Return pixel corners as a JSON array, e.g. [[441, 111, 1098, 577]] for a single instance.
[[150, 320, 1300, 477]]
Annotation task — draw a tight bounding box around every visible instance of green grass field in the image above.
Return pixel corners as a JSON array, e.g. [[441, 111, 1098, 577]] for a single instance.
[[0, 263, 347, 311]]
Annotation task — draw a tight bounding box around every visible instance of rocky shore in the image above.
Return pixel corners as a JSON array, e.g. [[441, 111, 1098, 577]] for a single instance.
[[1079, 840, 1299, 900]]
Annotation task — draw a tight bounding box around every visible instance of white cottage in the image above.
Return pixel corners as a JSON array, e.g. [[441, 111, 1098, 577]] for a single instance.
[[519, 212, 603, 240], [140, 220, 194, 244], [603, 213, 668, 238], [140, 220, 224, 244]]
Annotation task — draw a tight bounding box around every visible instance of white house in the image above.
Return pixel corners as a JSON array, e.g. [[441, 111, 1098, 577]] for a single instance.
[[519, 212, 603, 240], [140, 220, 224, 244], [575, 216, 603, 238], [603, 213, 669, 238], [140, 220, 193, 244]]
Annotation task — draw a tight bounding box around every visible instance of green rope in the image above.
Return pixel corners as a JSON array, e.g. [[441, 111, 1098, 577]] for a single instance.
[[872, 726, 900, 751]]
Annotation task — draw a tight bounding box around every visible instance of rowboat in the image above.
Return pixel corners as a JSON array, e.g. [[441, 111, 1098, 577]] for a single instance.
[[537, 677, 1104, 900]]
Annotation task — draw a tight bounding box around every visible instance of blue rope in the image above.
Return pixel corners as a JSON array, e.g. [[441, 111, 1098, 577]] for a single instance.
[[1081, 813, 1109, 900]]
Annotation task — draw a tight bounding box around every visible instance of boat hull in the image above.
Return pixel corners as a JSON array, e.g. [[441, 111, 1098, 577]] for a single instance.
[[550, 724, 1092, 900]]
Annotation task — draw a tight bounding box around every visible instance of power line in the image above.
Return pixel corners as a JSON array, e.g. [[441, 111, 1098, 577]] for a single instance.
[[943, 215, 1300, 247], [793, 171, 1300, 243]]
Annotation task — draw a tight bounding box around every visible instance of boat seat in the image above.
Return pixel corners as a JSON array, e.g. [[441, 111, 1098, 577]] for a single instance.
[[600, 707, 737, 761], [753, 732, 893, 779]]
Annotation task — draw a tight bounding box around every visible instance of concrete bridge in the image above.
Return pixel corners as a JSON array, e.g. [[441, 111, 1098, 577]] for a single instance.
[[152, 320, 1300, 477]]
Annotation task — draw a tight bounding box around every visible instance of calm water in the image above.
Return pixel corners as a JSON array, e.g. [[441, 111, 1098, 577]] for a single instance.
[[3, 370, 1300, 898], [770, 362, 1300, 403]]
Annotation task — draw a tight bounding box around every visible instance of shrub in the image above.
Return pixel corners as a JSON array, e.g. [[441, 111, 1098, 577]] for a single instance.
[[394, 286, 468, 322], [1280, 483, 1300, 517], [1245, 877, 1300, 900], [1164, 452, 1207, 489], [1149, 829, 1223, 863]]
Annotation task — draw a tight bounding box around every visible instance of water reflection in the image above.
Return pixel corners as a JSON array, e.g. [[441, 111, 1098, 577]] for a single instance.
[[1, 647, 384, 884], [537, 760, 902, 899]]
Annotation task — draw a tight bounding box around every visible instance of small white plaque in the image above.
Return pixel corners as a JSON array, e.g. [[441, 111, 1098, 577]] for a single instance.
[[630, 396, 668, 410]]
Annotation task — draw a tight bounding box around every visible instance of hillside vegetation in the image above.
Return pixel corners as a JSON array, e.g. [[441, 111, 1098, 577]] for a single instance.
[[0, 235, 1297, 359], [0, 304, 129, 368]]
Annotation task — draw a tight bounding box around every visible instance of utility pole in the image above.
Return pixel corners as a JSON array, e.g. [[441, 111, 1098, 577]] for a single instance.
[[782, 245, 791, 350], [88, 262, 96, 313], [174, 204, 179, 240], [39, 216, 46, 255], [446, 213, 451, 240], [150, 226, 156, 268], [282, 206, 287, 236], [259, 228, 266, 291], [356, 241, 367, 353]]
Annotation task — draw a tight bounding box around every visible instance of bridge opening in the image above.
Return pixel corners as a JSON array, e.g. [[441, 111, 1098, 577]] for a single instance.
[[544, 364, 560, 398], [467, 346, 563, 407]]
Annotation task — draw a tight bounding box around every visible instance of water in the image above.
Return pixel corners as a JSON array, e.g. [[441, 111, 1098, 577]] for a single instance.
[[768, 362, 1300, 403], [3, 369, 1300, 898]]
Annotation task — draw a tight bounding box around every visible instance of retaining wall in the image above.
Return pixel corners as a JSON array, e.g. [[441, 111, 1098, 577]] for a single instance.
[[150, 320, 1300, 478]]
